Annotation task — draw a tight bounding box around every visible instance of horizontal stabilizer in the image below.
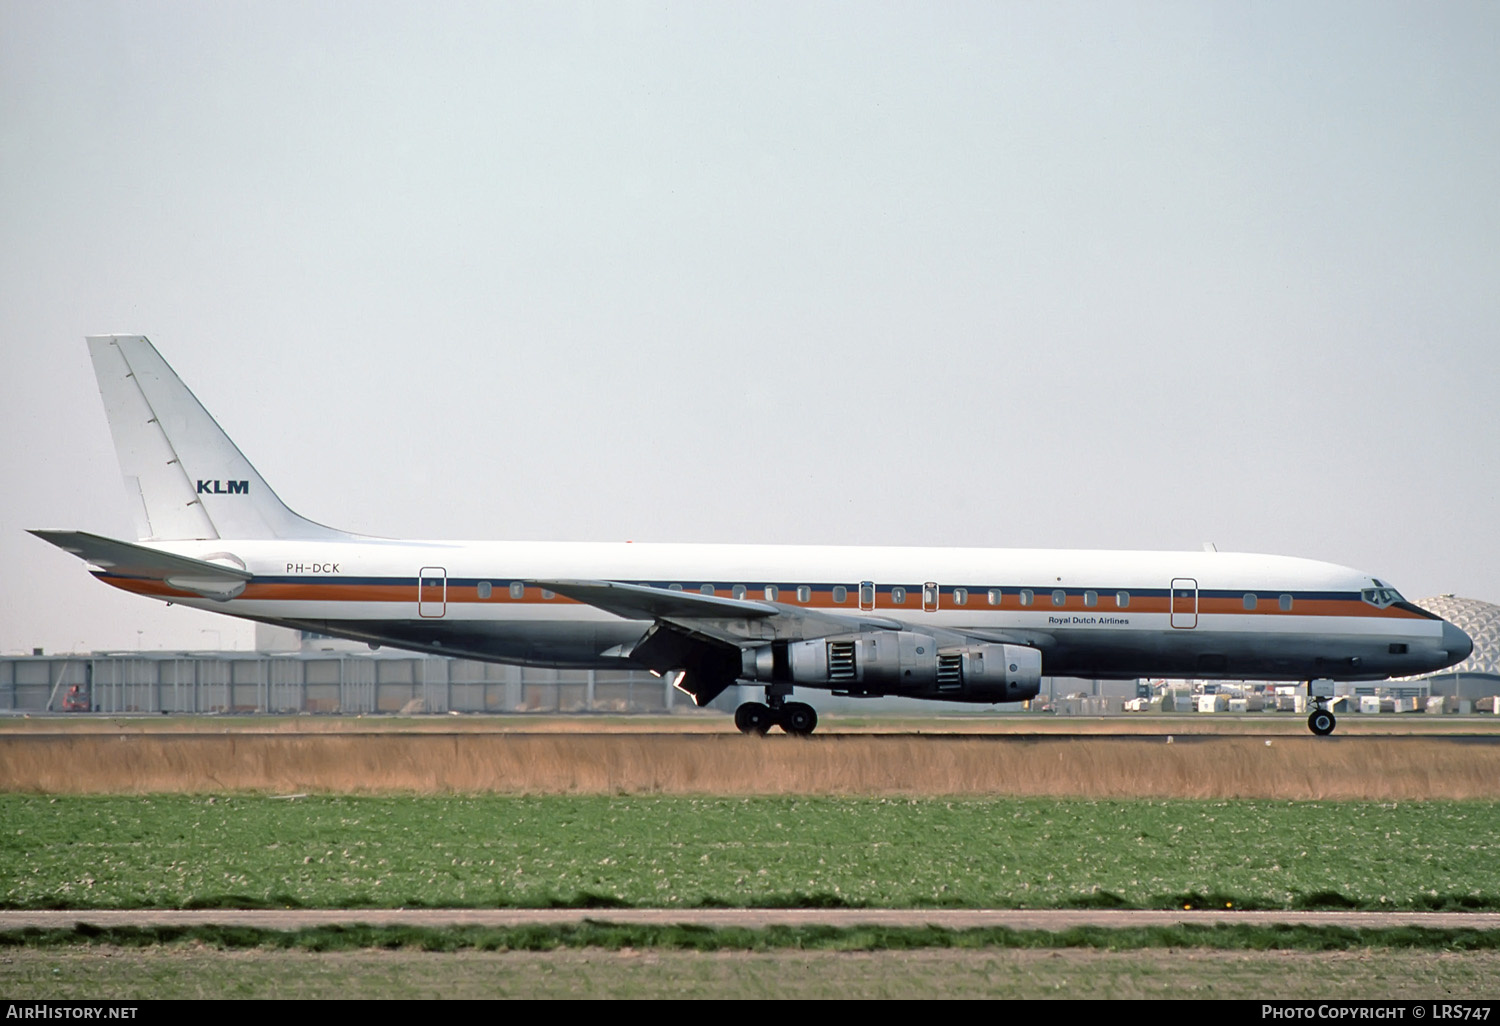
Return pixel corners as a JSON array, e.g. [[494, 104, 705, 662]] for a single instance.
[[30, 530, 251, 600]]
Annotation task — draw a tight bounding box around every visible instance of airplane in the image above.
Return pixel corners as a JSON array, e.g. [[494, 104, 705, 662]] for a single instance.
[[32, 335, 1472, 736]]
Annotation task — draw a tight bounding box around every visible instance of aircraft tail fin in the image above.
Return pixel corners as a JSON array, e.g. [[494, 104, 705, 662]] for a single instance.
[[86, 334, 354, 541]]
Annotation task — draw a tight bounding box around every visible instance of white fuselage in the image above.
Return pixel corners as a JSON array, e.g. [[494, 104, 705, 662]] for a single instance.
[[98, 538, 1460, 687]]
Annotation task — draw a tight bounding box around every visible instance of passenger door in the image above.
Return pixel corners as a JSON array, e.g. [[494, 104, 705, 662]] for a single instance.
[[1170, 578, 1198, 629], [418, 566, 447, 618]]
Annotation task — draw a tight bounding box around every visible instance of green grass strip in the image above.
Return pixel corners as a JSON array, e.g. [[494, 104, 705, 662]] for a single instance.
[[6, 795, 1500, 912]]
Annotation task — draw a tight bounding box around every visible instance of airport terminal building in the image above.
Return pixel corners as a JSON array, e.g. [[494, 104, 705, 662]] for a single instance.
[[0, 625, 693, 717]]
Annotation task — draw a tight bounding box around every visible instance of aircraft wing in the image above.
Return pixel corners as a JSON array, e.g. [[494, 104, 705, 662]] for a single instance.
[[532, 579, 781, 621], [30, 530, 251, 600], [536, 578, 919, 707], [537, 578, 1059, 707], [533, 578, 906, 644]]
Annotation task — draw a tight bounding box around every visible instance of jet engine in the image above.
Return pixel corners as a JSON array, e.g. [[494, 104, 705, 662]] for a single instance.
[[741, 632, 1042, 702]]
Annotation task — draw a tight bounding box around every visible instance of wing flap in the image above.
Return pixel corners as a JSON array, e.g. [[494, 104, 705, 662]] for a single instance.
[[628, 622, 743, 707]]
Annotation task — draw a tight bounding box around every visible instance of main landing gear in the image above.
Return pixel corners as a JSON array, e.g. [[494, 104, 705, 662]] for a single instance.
[[1306, 679, 1336, 736], [734, 688, 818, 736]]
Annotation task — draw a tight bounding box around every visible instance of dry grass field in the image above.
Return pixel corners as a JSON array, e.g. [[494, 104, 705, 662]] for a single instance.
[[1, 714, 1497, 798]]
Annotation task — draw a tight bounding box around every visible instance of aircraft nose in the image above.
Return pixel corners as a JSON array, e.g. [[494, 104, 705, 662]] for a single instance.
[[1442, 620, 1474, 665]]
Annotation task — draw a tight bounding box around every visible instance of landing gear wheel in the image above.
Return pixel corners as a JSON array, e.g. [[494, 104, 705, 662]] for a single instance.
[[734, 702, 774, 736], [1308, 708, 1336, 736], [780, 702, 818, 736]]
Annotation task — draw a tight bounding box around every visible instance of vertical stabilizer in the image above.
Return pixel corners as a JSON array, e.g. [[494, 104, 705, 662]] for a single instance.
[[86, 335, 353, 541]]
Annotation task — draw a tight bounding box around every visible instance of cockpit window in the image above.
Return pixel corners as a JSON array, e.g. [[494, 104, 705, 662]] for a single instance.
[[1362, 587, 1403, 609]]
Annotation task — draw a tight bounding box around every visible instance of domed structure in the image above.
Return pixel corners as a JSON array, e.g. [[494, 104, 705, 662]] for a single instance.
[[1411, 595, 1500, 697]]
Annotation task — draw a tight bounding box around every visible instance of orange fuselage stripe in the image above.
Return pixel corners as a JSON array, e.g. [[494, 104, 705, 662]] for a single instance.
[[96, 575, 1427, 620]]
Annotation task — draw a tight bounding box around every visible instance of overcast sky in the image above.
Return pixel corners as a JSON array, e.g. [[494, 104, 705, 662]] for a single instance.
[[2, 1, 1497, 654]]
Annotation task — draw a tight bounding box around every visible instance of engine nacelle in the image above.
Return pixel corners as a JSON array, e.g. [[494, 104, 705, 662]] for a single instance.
[[949, 643, 1042, 701], [742, 634, 1042, 702]]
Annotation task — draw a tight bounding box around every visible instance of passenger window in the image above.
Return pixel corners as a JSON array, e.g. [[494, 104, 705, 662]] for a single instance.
[[1019, 589, 1034, 607], [832, 585, 848, 604], [701, 584, 715, 596], [668, 583, 684, 592], [1084, 590, 1097, 608], [732, 585, 747, 600], [764, 585, 779, 601], [1116, 591, 1129, 608], [509, 582, 525, 600], [953, 588, 968, 606], [1243, 593, 1257, 610], [859, 582, 875, 608], [1279, 594, 1293, 612], [797, 585, 811, 603], [1052, 589, 1066, 607], [477, 581, 492, 600], [891, 587, 907, 604], [541, 589, 555, 600], [988, 589, 1002, 606]]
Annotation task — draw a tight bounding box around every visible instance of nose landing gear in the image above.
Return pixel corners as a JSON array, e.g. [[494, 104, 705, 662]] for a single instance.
[[1307, 706, 1337, 736], [734, 687, 818, 736], [1306, 679, 1337, 736]]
